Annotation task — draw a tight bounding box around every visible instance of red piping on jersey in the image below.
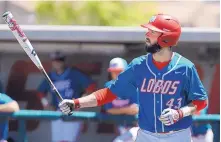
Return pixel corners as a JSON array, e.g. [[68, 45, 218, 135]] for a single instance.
[[93, 88, 117, 106], [152, 58, 170, 70], [192, 100, 208, 112]]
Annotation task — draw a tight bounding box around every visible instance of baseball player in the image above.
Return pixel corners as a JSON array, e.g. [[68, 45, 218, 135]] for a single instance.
[[0, 93, 19, 142], [59, 14, 208, 142], [104, 57, 139, 142], [37, 51, 96, 142]]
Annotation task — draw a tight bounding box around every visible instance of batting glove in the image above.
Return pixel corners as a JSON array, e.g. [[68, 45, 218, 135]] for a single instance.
[[159, 108, 183, 126], [58, 99, 74, 115], [41, 98, 49, 107]]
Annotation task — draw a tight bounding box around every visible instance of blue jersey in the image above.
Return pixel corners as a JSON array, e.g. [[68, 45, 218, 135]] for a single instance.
[[108, 52, 207, 133], [38, 67, 94, 109], [0, 93, 14, 140], [104, 80, 138, 111]]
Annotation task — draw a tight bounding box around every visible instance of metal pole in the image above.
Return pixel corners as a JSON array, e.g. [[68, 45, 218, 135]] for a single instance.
[[18, 120, 28, 142]]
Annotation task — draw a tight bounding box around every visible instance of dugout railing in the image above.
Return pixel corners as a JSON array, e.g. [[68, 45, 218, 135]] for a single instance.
[[0, 110, 219, 142]]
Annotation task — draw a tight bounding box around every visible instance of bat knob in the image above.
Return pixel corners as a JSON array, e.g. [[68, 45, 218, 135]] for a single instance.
[[68, 112, 73, 116], [67, 103, 74, 116]]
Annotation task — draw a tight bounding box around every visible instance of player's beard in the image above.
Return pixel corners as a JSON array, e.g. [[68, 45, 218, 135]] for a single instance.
[[145, 43, 161, 54]]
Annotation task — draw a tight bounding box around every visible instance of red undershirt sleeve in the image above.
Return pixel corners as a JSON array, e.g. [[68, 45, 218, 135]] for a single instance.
[[93, 88, 117, 106], [192, 100, 208, 112]]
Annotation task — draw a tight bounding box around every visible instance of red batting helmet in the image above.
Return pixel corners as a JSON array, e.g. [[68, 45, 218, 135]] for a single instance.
[[141, 14, 181, 48]]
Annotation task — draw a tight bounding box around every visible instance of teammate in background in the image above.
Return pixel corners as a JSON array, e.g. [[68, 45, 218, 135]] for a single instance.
[[37, 51, 96, 142], [191, 108, 214, 142], [59, 14, 208, 142], [104, 57, 139, 142], [0, 93, 19, 142]]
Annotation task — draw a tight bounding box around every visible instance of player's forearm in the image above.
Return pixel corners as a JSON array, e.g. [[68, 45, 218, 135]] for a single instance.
[[179, 103, 197, 117], [75, 93, 98, 108], [0, 101, 20, 112], [74, 88, 117, 109], [180, 100, 208, 117]]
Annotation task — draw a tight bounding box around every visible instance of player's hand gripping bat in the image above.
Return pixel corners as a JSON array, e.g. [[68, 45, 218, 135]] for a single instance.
[[2, 11, 73, 115]]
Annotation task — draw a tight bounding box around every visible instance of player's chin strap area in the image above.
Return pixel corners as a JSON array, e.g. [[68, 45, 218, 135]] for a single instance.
[[145, 33, 164, 54], [145, 43, 161, 53], [145, 44, 172, 54]]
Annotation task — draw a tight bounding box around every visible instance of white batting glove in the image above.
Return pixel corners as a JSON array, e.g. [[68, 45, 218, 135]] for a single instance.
[[41, 98, 49, 107], [58, 99, 74, 115], [159, 108, 183, 126]]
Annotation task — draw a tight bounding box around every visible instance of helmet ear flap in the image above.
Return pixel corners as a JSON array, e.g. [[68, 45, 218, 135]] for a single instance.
[[157, 32, 181, 47], [158, 35, 168, 48]]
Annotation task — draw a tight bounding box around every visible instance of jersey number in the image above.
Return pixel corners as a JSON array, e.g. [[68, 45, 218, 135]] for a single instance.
[[166, 98, 182, 109]]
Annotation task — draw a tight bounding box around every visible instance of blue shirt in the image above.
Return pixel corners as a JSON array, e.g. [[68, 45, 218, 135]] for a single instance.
[[108, 52, 208, 133], [0, 93, 13, 140], [104, 80, 138, 111], [38, 67, 94, 109]]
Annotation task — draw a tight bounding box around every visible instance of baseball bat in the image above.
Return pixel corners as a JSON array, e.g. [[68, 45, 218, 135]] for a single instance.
[[2, 11, 65, 103]]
